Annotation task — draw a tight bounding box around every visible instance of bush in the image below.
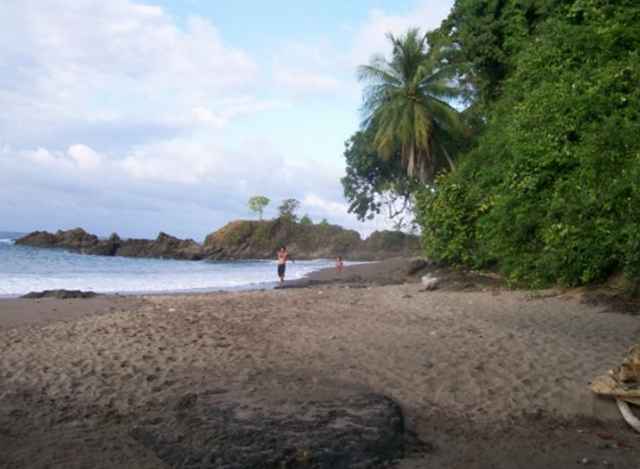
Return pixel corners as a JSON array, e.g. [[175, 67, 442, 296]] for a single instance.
[[418, 1, 640, 287]]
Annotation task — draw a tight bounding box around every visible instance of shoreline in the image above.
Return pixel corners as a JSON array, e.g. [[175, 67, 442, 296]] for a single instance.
[[0, 260, 381, 329], [1, 258, 639, 467], [0, 244, 362, 298]]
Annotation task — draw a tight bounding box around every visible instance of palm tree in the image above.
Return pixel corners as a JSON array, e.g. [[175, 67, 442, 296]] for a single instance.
[[358, 28, 462, 183]]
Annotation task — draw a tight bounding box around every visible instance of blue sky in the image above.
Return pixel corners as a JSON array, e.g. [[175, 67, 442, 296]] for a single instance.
[[0, 0, 454, 239]]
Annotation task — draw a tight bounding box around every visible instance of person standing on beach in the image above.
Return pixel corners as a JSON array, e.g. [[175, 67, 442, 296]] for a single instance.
[[336, 256, 344, 273], [277, 246, 292, 285]]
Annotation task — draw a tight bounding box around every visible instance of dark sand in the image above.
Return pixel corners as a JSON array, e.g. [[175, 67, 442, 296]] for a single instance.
[[0, 260, 638, 468], [0, 295, 143, 330]]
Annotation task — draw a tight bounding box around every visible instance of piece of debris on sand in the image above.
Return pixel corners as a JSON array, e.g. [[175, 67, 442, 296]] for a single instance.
[[591, 345, 640, 432]]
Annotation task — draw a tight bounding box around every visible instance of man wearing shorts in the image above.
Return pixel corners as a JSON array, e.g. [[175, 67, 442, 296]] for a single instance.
[[277, 246, 291, 285]]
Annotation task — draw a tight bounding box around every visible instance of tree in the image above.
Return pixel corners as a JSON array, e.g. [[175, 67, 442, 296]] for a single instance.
[[319, 218, 329, 226], [278, 198, 300, 221], [300, 214, 313, 225], [341, 128, 418, 226], [358, 28, 463, 183], [248, 196, 270, 220], [417, 0, 640, 287], [426, 0, 562, 113]]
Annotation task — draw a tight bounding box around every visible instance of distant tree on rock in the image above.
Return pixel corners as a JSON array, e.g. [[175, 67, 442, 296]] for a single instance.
[[300, 214, 313, 225], [319, 218, 329, 226], [248, 196, 270, 220], [278, 198, 300, 222]]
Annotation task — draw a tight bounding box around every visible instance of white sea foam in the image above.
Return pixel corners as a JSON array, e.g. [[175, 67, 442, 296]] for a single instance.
[[0, 243, 341, 296]]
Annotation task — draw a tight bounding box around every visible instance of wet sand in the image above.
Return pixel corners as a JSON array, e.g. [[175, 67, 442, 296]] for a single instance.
[[1, 261, 639, 468]]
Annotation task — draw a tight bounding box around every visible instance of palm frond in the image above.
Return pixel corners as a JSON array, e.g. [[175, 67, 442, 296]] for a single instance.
[[422, 80, 464, 101], [428, 98, 465, 136], [357, 27, 465, 183], [357, 64, 402, 86]]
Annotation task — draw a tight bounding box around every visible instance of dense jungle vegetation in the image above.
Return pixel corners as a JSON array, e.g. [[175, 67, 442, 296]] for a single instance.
[[343, 0, 640, 288]]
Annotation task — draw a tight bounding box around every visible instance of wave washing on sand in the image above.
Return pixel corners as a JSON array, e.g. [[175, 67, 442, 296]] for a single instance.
[[0, 243, 341, 297]]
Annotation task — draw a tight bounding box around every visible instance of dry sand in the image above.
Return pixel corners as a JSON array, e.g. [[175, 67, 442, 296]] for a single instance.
[[1, 263, 639, 468]]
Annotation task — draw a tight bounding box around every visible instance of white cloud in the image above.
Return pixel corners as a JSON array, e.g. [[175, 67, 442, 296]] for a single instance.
[[0, 1, 450, 239], [0, 0, 264, 148], [191, 107, 227, 128], [351, 1, 455, 66], [270, 39, 347, 97], [189, 98, 289, 129], [68, 144, 103, 170], [302, 193, 350, 218], [273, 69, 341, 95], [268, 1, 454, 98], [119, 139, 227, 185], [1, 137, 397, 238]]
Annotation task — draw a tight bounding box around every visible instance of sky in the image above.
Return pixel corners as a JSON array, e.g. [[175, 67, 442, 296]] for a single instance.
[[0, 0, 454, 240]]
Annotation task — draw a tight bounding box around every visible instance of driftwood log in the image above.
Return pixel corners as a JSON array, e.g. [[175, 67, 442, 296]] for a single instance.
[[591, 345, 640, 432]]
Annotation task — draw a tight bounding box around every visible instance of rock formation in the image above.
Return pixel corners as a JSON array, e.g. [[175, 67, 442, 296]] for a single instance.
[[16, 220, 421, 261], [203, 219, 420, 261], [131, 391, 405, 468], [20, 290, 98, 299], [16, 229, 204, 260]]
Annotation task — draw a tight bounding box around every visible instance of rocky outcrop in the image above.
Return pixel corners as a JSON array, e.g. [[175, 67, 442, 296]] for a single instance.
[[113, 232, 203, 260], [16, 221, 421, 261], [131, 391, 405, 469], [16, 228, 204, 260], [203, 219, 363, 260], [16, 228, 101, 252], [21, 289, 98, 299], [203, 219, 420, 261]]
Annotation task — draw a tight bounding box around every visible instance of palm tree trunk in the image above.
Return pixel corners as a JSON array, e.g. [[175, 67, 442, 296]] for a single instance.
[[407, 143, 416, 178], [439, 142, 456, 171], [418, 152, 427, 183]]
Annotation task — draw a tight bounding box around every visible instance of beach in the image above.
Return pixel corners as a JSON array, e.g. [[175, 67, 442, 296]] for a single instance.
[[1, 261, 639, 468]]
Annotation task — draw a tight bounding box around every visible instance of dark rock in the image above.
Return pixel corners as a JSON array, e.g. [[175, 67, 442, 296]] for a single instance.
[[114, 233, 203, 260], [87, 233, 121, 256], [21, 290, 98, 299], [16, 228, 99, 251], [16, 229, 204, 261], [14, 230, 57, 247], [174, 393, 198, 411], [406, 258, 431, 276], [131, 392, 405, 469]]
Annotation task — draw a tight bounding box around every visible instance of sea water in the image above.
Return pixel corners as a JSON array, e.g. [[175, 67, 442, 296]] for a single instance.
[[0, 238, 338, 297]]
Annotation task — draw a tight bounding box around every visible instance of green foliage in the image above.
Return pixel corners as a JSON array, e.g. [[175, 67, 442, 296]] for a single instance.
[[222, 220, 256, 245], [253, 222, 272, 247], [428, 0, 563, 113], [278, 198, 300, 222], [365, 230, 420, 252], [248, 196, 270, 220], [415, 174, 488, 268], [418, 0, 640, 287], [341, 128, 418, 222], [300, 214, 313, 225], [358, 28, 463, 183], [319, 218, 329, 226]]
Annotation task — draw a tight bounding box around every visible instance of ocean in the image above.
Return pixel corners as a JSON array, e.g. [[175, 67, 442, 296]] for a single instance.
[[0, 236, 337, 297]]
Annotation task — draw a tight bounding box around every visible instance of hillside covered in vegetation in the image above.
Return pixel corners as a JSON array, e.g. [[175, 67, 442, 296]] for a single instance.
[[205, 218, 419, 260], [344, 0, 639, 289]]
